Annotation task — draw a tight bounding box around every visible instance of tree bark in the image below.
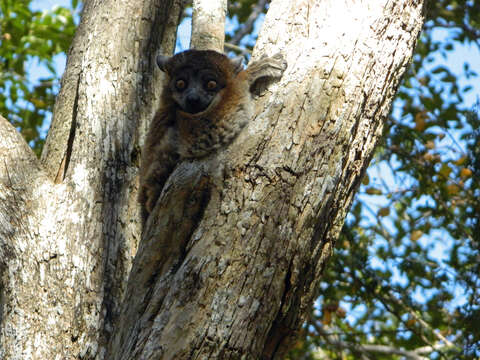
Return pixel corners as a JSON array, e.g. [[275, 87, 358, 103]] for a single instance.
[[0, 0, 184, 359], [0, 0, 426, 359], [191, 0, 227, 51], [111, 0, 427, 359]]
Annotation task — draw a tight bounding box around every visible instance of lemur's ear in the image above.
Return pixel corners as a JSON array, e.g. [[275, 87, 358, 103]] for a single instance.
[[156, 54, 171, 72], [231, 55, 245, 75]]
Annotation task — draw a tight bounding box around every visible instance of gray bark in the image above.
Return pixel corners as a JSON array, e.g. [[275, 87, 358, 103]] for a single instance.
[[0, 0, 184, 358], [191, 0, 227, 51], [0, 0, 426, 359]]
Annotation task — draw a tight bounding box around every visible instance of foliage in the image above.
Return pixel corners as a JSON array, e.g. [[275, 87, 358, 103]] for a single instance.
[[0, 0, 77, 156], [228, 0, 262, 26]]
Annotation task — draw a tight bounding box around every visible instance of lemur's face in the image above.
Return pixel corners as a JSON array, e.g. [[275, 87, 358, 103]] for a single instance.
[[168, 66, 225, 114], [156, 50, 240, 114]]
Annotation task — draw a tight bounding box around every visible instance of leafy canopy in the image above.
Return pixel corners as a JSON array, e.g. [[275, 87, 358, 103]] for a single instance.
[[0, 0, 77, 155]]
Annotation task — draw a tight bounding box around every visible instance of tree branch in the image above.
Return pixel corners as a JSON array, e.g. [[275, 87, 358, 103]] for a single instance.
[[313, 321, 430, 360], [384, 291, 455, 348], [224, 42, 252, 56], [191, 0, 227, 51], [1, 0, 186, 358], [0, 116, 44, 237], [230, 0, 268, 46], [424, 22, 480, 47]]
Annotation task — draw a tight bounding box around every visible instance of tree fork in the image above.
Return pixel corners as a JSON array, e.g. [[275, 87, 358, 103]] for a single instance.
[[112, 0, 427, 359]]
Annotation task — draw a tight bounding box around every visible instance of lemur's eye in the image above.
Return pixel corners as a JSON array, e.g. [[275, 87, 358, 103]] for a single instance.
[[175, 79, 186, 90], [206, 80, 217, 90]]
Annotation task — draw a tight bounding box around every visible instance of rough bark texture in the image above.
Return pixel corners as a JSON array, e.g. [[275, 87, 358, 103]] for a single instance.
[[0, 0, 184, 359], [0, 0, 426, 359], [111, 0, 426, 359], [191, 0, 227, 51]]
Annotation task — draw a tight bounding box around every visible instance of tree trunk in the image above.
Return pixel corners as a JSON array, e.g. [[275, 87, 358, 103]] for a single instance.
[[0, 0, 184, 358], [0, 0, 426, 359], [110, 0, 427, 358], [191, 0, 227, 51]]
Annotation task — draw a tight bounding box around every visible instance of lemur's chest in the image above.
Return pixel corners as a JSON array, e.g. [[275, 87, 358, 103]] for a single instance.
[[175, 103, 251, 159]]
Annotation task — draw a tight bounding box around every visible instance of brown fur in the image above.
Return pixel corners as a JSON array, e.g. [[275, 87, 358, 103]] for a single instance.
[[139, 49, 286, 225]]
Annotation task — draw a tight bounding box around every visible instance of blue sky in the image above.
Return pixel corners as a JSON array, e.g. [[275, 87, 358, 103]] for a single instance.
[[31, 0, 70, 12]]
